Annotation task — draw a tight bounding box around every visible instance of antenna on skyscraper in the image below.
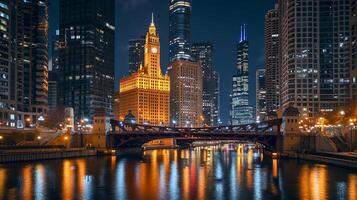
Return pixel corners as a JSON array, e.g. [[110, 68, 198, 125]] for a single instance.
[[240, 25, 243, 42], [243, 24, 247, 41]]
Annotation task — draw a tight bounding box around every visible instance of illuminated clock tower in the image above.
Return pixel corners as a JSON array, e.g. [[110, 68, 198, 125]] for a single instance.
[[144, 14, 161, 77], [118, 15, 170, 126]]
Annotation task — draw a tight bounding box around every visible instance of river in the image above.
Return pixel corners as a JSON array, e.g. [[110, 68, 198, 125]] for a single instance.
[[0, 144, 356, 200]]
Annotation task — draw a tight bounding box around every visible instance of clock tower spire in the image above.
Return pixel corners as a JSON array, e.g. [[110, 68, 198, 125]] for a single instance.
[[144, 13, 161, 77]]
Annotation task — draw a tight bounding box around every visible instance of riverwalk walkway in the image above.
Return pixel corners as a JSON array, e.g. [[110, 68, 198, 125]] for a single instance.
[[0, 148, 97, 163]]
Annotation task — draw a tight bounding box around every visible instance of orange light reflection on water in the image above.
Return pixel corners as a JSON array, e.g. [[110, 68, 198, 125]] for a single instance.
[[299, 165, 328, 200], [62, 160, 73, 200], [22, 166, 33, 200], [0, 168, 6, 200], [348, 174, 357, 200]]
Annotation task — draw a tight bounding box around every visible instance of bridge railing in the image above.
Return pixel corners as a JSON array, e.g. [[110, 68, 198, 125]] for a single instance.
[[109, 119, 282, 135]]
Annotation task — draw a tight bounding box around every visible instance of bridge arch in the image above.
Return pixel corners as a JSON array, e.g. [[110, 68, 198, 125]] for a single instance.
[[108, 119, 282, 151]]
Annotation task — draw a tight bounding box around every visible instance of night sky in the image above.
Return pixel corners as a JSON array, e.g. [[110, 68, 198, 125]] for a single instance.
[[49, 0, 277, 123]]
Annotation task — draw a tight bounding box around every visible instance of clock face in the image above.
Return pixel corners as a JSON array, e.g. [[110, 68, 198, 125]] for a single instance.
[[151, 47, 158, 54]]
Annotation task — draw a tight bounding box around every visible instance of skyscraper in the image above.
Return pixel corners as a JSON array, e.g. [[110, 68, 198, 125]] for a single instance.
[[0, 0, 18, 127], [169, 0, 192, 61], [256, 69, 267, 122], [319, 0, 350, 112], [128, 37, 145, 74], [169, 60, 203, 127], [48, 30, 60, 110], [21, 0, 49, 118], [118, 16, 170, 126], [230, 25, 254, 125], [192, 43, 220, 126], [0, 0, 48, 128], [279, 0, 351, 117], [351, 0, 357, 103], [59, 0, 115, 121], [264, 6, 280, 115]]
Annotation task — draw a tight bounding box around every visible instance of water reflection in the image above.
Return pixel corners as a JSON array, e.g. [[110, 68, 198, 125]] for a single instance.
[[0, 144, 356, 200], [0, 168, 6, 200]]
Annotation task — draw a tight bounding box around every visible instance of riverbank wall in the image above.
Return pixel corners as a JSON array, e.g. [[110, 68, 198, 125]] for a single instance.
[[0, 148, 97, 163], [280, 152, 357, 170]]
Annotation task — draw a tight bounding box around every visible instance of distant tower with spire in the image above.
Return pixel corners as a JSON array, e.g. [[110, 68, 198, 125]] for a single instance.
[[230, 24, 254, 125]]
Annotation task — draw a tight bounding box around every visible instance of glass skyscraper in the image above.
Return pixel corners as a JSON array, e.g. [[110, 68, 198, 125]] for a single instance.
[[59, 0, 115, 121], [169, 0, 192, 61], [230, 25, 254, 125], [192, 43, 220, 126], [128, 37, 145, 75]]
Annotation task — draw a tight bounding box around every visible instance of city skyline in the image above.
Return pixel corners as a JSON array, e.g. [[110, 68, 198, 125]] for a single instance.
[[49, 0, 276, 123], [0, 1, 356, 199]]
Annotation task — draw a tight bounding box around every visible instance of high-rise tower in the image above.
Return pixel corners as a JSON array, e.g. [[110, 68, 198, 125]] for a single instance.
[[279, 0, 351, 117], [59, 0, 115, 121], [351, 0, 357, 103], [169, 0, 192, 61], [264, 6, 280, 115], [48, 30, 60, 110], [256, 69, 267, 122], [192, 43, 220, 126], [118, 15, 170, 126], [128, 36, 145, 75], [169, 59, 202, 127], [230, 25, 254, 125], [0, 0, 49, 128]]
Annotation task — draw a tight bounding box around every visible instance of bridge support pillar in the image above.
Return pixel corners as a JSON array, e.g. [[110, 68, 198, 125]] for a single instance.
[[277, 135, 302, 153], [116, 147, 143, 156]]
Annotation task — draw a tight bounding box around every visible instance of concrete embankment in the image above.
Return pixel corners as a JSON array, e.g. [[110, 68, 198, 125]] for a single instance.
[[0, 148, 97, 163], [281, 152, 357, 170]]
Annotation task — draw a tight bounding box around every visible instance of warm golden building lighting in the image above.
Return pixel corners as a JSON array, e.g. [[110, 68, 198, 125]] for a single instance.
[[118, 15, 170, 126]]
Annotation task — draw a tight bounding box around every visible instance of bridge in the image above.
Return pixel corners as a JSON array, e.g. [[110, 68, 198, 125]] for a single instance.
[[107, 119, 283, 151]]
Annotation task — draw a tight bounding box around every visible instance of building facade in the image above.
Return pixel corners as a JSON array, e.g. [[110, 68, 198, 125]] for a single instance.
[[191, 43, 220, 126], [264, 6, 280, 115], [256, 69, 267, 122], [169, 60, 203, 127], [169, 0, 192, 61], [59, 0, 115, 121], [230, 25, 254, 125], [351, 0, 357, 103], [128, 37, 145, 75], [0, 0, 17, 127], [0, 0, 48, 128], [279, 0, 351, 117], [48, 30, 60, 110], [118, 17, 170, 126]]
